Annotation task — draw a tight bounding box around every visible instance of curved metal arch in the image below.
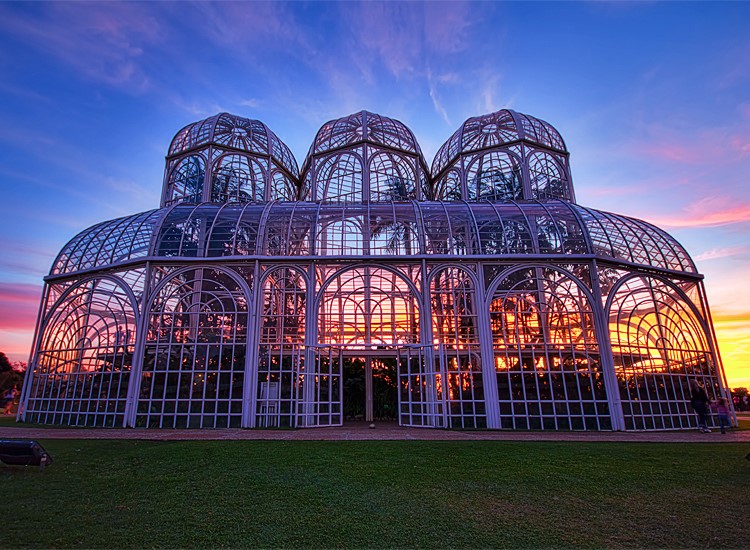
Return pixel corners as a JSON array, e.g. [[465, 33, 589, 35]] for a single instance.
[[89, 216, 135, 269], [314, 149, 366, 202], [462, 147, 525, 202], [109, 210, 162, 266], [425, 262, 481, 289], [146, 201, 185, 257], [166, 151, 208, 179], [408, 199, 428, 255], [257, 263, 312, 290], [557, 200, 595, 254], [603, 271, 714, 341], [142, 263, 254, 316], [230, 201, 257, 255], [483, 262, 598, 310], [530, 199, 570, 254], [313, 262, 424, 312], [38, 273, 142, 340], [526, 149, 570, 200], [67, 220, 119, 274], [178, 202, 215, 256], [203, 201, 237, 256], [254, 200, 278, 255], [457, 200, 482, 254], [210, 150, 269, 175]]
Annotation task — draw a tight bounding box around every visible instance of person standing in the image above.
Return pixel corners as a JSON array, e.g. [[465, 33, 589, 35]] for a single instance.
[[712, 397, 732, 434], [690, 379, 711, 433], [2, 386, 16, 415]]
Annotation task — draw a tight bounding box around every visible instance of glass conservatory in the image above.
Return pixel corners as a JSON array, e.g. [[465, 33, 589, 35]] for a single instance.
[[19, 110, 732, 430]]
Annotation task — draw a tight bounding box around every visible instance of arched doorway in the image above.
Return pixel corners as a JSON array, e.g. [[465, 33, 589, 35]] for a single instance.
[[304, 266, 441, 427]]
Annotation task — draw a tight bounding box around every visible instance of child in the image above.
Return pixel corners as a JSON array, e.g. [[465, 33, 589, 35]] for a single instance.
[[2, 387, 16, 415], [711, 397, 731, 434]]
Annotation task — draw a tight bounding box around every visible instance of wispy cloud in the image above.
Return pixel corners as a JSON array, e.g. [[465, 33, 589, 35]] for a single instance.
[[648, 196, 750, 228], [0, 3, 161, 92], [427, 69, 451, 125], [629, 123, 750, 165], [694, 246, 750, 262]]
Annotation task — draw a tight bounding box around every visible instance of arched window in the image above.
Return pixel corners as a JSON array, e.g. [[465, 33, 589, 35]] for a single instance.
[[369, 152, 417, 202], [167, 155, 205, 204], [319, 267, 420, 346], [490, 267, 608, 430], [528, 151, 569, 200], [315, 152, 363, 202], [431, 267, 485, 428], [317, 218, 364, 256], [137, 267, 249, 428], [211, 154, 266, 203], [26, 278, 137, 427], [434, 169, 462, 201], [466, 151, 523, 201], [608, 275, 721, 430]]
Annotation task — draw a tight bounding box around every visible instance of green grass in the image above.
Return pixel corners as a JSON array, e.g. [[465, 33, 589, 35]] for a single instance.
[[2, 440, 749, 548]]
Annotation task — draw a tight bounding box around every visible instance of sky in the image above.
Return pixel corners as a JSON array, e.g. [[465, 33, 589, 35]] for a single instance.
[[0, 1, 748, 387]]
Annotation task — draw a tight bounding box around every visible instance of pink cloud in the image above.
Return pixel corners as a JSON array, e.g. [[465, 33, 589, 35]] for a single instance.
[[630, 124, 750, 165], [0, 283, 42, 332], [694, 246, 750, 262], [648, 196, 750, 228]]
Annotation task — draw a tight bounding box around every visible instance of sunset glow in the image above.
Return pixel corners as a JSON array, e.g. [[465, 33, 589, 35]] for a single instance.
[[0, 2, 748, 392]]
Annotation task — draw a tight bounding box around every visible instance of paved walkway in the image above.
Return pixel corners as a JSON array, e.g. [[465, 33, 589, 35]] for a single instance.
[[1, 419, 749, 443]]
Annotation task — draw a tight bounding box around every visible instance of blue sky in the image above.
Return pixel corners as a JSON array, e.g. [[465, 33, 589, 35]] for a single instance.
[[0, 1, 748, 385]]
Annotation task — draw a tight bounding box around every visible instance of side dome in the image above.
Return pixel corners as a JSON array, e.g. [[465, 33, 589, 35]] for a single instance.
[[163, 113, 300, 206], [300, 110, 430, 203], [431, 109, 573, 203]]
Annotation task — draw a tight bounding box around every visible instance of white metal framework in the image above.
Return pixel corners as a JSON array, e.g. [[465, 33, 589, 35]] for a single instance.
[[20, 109, 732, 430]]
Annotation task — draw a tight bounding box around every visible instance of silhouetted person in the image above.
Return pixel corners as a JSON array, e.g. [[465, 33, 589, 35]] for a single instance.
[[690, 379, 711, 433]]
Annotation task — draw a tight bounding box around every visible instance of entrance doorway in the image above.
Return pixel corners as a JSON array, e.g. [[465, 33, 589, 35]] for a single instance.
[[342, 355, 398, 422], [300, 345, 444, 428]]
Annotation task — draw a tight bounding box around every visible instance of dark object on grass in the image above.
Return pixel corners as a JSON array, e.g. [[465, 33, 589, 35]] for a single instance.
[[746, 452, 750, 462], [0, 439, 53, 470]]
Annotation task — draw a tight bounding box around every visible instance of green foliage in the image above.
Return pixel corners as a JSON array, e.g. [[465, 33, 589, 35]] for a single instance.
[[0, 353, 24, 393], [0, 352, 12, 372], [2, 440, 749, 548]]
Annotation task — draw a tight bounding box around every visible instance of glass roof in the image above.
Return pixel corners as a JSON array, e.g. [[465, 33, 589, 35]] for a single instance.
[[304, 110, 423, 161], [431, 109, 567, 178], [50, 201, 696, 276], [167, 113, 299, 176]]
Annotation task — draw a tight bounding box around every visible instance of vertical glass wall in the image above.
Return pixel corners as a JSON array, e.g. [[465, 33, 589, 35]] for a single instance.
[[607, 274, 722, 430], [490, 267, 609, 430], [25, 277, 137, 427], [136, 267, 248, 428]]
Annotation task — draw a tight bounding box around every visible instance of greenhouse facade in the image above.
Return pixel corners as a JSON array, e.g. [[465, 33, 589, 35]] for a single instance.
[[19, 109, 732, 430]]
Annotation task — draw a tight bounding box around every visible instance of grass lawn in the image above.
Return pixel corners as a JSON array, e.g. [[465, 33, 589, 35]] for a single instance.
[[2, 440, 749, 548]]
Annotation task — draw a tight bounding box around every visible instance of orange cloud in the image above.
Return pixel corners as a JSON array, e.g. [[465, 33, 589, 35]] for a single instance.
[[711, 311, 750, 388]]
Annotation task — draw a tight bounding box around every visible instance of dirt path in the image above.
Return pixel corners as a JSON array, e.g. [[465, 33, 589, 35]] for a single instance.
[[2, 419, 749, 443]]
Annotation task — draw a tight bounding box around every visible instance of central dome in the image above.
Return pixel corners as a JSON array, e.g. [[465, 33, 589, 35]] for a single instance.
[[305, 110, 423, 159], [300, 110, 430, 203]]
